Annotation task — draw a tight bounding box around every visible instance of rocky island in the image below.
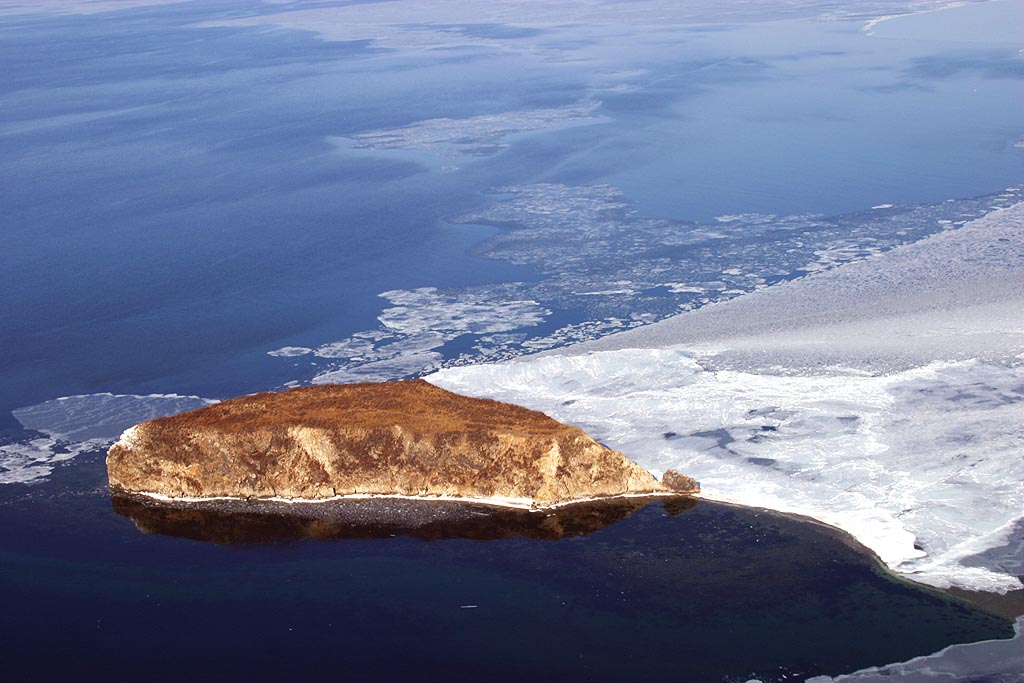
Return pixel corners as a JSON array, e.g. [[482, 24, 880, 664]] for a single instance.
[[107, 379, 697, 509]]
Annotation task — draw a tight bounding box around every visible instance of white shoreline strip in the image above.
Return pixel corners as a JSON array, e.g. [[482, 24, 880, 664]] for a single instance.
[[126, 489, 684, 511], [862, 1, 974, 34]]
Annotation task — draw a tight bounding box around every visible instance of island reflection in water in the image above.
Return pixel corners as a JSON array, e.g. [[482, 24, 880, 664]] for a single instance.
[[1, 490, 988, 681], [110, 492, 694, 543]]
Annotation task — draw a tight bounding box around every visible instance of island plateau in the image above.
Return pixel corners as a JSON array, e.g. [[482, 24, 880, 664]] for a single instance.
[[106, 379, 697, 509]]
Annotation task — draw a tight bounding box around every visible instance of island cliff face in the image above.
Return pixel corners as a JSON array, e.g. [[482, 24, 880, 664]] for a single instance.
[[107, 380, 697, 509]]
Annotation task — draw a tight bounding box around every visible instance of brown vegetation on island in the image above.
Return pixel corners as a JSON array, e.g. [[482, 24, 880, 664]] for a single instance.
[[107, 379, 698, 508]]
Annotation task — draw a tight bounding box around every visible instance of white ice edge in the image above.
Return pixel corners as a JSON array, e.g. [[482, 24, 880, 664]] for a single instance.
[[807, 615, 1024, 682], [430, 352, 1024, 594], [122, 489, 684, 511], [861, 1, 973, 34], [2, 393, 219, 484], [862, 13, 901, 33], [44, 392, 214, 402]]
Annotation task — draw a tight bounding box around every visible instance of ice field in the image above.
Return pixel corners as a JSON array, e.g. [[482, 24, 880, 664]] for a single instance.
[[431, 201, 1024, 593]]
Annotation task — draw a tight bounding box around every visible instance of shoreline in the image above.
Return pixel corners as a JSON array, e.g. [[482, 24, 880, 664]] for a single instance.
[[429, 199, 1024, 597], [115, 482, 1024, 618], [861, 0, 980, 34], [691, 496, 1024, 620], [120, 487, 688, 512]]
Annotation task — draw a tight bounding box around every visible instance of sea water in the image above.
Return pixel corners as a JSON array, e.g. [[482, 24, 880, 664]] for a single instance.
[[0, 474, 1012, 682], [1, 1, 1023, 679]]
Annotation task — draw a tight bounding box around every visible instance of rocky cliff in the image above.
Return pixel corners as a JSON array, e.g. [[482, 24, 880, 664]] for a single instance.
[[107, 379, 697, 509]]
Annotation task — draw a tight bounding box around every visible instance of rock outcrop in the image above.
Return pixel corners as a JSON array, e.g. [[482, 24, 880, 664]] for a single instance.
[[107, 379, 697, 509]]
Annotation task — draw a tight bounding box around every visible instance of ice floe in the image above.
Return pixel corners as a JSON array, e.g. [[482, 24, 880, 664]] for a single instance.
[[455, 183, 1023, 325], [806, 616, 1024, 682], [337, 101, 604, 159], [377, 287, 548, 336], [0, 438, 94, 485], [313, 350, 444, 385], [272, 185, 1024, 387], [267, 346, 312, 357], [1, 393, 216, 484], [288, 287, 550, 385], [431, 351, 1024, 593]]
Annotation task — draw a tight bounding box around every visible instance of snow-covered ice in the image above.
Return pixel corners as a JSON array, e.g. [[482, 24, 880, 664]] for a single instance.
[[1, 393, 216, 484], [430, 201, 1024, 593], [432, 349, 1024, 593], [267, 346, 312, 357]]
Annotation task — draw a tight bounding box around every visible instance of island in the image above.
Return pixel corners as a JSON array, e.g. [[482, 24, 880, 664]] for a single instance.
[[107, 379, 698, 509]]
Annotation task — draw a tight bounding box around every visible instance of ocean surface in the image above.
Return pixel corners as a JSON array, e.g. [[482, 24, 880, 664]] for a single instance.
[[0, 472, 1012, 682], [2, 1, 1023, 680]]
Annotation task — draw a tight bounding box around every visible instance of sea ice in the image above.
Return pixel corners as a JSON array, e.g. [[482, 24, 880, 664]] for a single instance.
[[313, 350, 444, 384], [430, 201, 1024, 593], [0, 438, 87, 485], [378, 287, 548, 336], [431, 351, 1024, 593], [806, 616, 1024, 682], [338, 101, 605, 159], [294, 287, 550, 385], [267, 346, 312, 357], [454, 183, 1022, 325], [270, 186, 1024, 382], [1, 393, 215, 484]]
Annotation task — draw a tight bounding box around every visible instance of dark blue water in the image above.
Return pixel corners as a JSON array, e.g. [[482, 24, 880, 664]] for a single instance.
[[0, 460, 1011, 683]]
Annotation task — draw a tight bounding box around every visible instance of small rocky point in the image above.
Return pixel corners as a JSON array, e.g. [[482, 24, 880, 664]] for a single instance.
[[107, 379, 698, 509]]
